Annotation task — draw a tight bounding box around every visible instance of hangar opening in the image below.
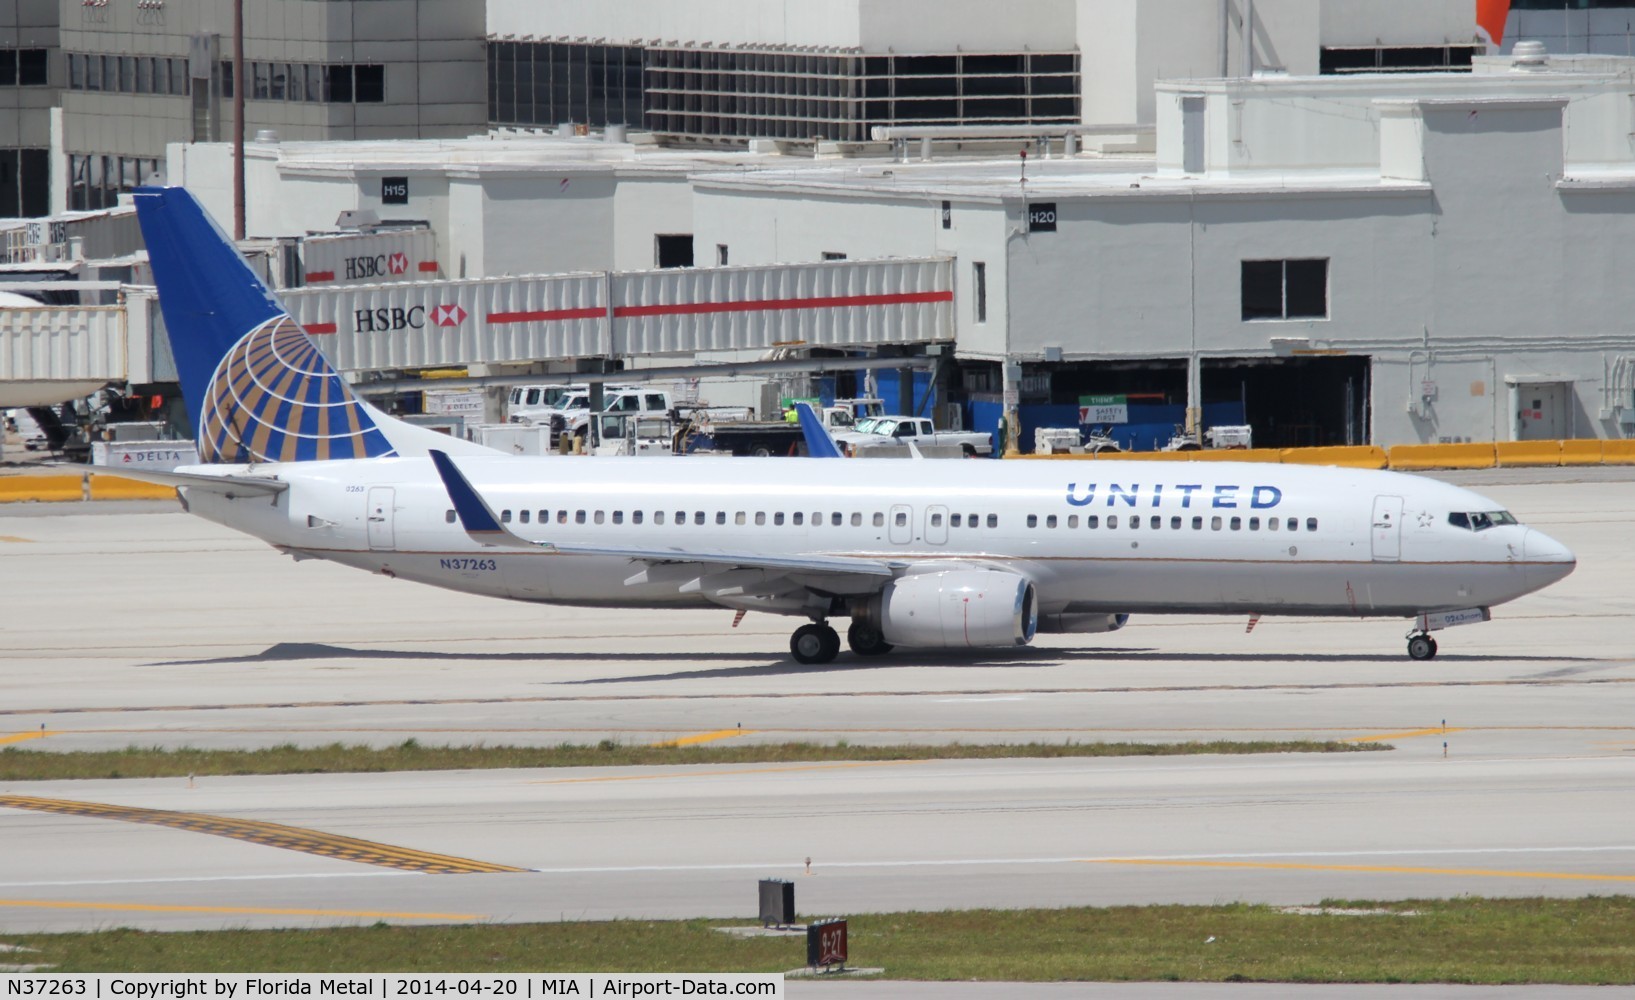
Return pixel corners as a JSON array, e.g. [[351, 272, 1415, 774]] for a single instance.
[[1202, 355, 1370, 448]]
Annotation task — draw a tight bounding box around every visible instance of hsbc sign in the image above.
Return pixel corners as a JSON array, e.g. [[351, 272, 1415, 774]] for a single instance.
[[343, 252, 411, 281], [354, 303, 466, 333]]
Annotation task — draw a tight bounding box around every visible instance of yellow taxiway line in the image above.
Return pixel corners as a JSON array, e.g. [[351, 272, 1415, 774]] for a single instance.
[[1348, 727, 1467, 743], [1089, 858, 1635, 884], [0, 898, 480, 920], [0, 796, 527, 875], [650, 728, 758, 748], [0, 730, 53, 746]]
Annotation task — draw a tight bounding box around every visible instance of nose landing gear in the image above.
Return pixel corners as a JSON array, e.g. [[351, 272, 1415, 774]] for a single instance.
[[1406, 633, 1438, 661], [790, 621, 841, 664]]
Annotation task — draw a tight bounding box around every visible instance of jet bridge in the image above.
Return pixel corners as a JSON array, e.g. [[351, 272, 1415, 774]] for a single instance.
[[279, 257, 954, 372]]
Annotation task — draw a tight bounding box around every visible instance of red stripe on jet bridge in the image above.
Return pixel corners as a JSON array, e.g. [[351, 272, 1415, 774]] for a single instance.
[[612, 289, 953, 319], [306, 323, 338, 334], [305, 272, 335, 283], [417, 261, 440, 273], [486, 307, 607, 324]]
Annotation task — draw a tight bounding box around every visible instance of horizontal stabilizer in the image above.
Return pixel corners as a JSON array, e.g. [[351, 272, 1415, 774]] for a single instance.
[[95, 466, 289, 498]]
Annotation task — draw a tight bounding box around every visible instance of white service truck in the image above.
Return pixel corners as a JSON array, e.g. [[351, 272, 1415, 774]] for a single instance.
[[833, 415, 993, 457]]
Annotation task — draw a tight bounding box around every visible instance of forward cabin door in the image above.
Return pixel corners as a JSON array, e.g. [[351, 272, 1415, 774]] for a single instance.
[[1371, 495, 1402, 562], [367, 487, 396, 550]]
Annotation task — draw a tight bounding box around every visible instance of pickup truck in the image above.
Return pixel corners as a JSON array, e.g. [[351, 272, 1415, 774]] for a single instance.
[[832, 415, 993, 457], [526, 388, 675, 449]]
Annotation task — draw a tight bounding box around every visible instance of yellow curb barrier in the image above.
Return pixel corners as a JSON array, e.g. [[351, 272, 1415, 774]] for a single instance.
[[1601, 439, 1635, 465], [89, 474, 177, 500], [0, 475, 84, 503], [1560, 440, 1604, 466], [1495, 441, 1562, 468], [1387, 443, 1497, 471], [1279, 446, 1388, 469]]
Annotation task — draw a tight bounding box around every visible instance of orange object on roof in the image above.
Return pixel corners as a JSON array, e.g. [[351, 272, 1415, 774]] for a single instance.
[[1477, 0, 1511, 47]]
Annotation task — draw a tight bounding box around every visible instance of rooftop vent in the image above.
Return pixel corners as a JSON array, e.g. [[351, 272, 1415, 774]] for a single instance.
[[1512, 40, 1549, 72]]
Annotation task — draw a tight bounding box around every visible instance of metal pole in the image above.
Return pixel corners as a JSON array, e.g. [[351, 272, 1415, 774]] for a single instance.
[[233, 0, 245, 240], [1241, 0, 1254, 78]]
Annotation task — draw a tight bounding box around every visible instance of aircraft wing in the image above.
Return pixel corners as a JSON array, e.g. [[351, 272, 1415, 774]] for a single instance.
[[428, 450, 898, 586], [81, 466, 289, 498]]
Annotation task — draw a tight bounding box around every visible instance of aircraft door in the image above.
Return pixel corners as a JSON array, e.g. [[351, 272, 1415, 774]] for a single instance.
[[889, 504, 913, 545], [367, 487, 396, 550], [1371, 495, 1402, 562], [925, 505, 949, 545]]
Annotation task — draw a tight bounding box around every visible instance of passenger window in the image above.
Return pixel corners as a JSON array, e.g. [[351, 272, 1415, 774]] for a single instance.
[[1268, 517, 1279, 531], [445, 510, 456, 523], [538, 510, 548, 523], [558, 511, 568, 524], [851, 512, 862, 527], [1248, 517, 1259, 530], [735, 512, 746, 525], [1027, 515, 1038, 528], [1067, 515, 1079, 529], [633, 511, 644, 525], [1129, 515, 1139, 530], [952, 514, 963, 528], [612, 511, 623, 524], [1191, 516, 1203, 529], [1230, 517, 1241, 530], [931, 513, 944, 527], [576, 510, 587, 524], [892, 512, 906, 527], [1287, 517, 1298, 531], [1108, 515, 1120, 528], [1170, 516, 1181, 529], [595, 511, 606, 525], [501, 510, 512, 523], [813, 511, 823, 525], [1150, 516, 1161, 529], [833, 512, 844, 526], [717, 512, 727, 525], [987, 514, 998, 528], [968, 513, 978, 528], [794, 512, 805, 526], [1087, 515, 1099, 529], [1211, 516, 1222, 530], [774, 512, 784, 526], [874, 512, 886, 527], [694, 511, 705, 525], [519, 510, 530, 524], [1307, 518, 1319, 531], [1046, 515, 1057, 528], [755, 512, 766, 526]]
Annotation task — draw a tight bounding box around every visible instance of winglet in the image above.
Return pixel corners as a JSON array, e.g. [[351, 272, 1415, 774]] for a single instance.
[[795, 402, 843, 459], [429, 450, 523, 546]]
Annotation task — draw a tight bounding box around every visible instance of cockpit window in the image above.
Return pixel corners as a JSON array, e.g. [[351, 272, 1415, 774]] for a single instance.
[[1449, 510, 1518, 531]]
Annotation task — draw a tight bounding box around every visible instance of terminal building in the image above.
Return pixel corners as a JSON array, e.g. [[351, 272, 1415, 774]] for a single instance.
[[4, 0, 1635, 456]]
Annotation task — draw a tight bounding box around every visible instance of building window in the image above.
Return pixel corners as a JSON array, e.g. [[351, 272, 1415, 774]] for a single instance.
[[0, 49, 50, 87], [1320, 45, 1478, 75], [354, 64, 385, 102], [973, 261, 987, 324], [1242, 259, 1328, 321]]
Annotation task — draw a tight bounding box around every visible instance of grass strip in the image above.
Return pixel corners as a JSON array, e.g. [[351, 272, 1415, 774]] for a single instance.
[[7, 898, 1633, 982], [0, 738, 1382, 781]]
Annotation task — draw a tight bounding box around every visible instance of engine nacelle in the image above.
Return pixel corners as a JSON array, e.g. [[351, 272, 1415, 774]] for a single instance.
[[1037, 613, 1130, 634], [859, 570, 1037, 648]]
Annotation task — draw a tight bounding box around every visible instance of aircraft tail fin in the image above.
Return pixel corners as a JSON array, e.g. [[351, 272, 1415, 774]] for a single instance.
[[134, 186, 492, 464], [795, 402, 843, 458]]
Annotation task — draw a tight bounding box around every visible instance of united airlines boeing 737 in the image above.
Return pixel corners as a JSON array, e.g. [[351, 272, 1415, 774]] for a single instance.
[[127, 186, 1575, 664]]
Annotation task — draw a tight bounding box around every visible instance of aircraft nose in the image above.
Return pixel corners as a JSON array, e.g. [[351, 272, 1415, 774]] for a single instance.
[[1523, 528, 1577, 590]]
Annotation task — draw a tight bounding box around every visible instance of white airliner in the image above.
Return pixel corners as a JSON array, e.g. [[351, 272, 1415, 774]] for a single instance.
[[127, 186, 1575, 664]]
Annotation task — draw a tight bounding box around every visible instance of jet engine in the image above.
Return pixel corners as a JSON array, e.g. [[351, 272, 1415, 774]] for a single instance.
[[856, 570, 1037, 648], [1037, 613, 1130, 634]]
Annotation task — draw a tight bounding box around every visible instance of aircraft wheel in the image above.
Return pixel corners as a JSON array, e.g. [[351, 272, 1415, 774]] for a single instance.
[[847, 621, 894, 657], [792, 623, 841, 664], [1407, 634, 1437, 661]]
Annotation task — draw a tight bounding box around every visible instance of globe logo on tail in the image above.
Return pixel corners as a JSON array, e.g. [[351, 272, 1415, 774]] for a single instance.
[[199, 315, 396, 463]]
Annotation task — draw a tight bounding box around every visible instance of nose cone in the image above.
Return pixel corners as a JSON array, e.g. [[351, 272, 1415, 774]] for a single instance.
[[1524, 528, 1577, 590]]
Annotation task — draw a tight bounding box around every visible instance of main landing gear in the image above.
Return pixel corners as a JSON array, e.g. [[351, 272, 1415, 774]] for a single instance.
[[791, 622, 841, 664], [1406, 633, 1438, 661], [847, 621, 894, 657]]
